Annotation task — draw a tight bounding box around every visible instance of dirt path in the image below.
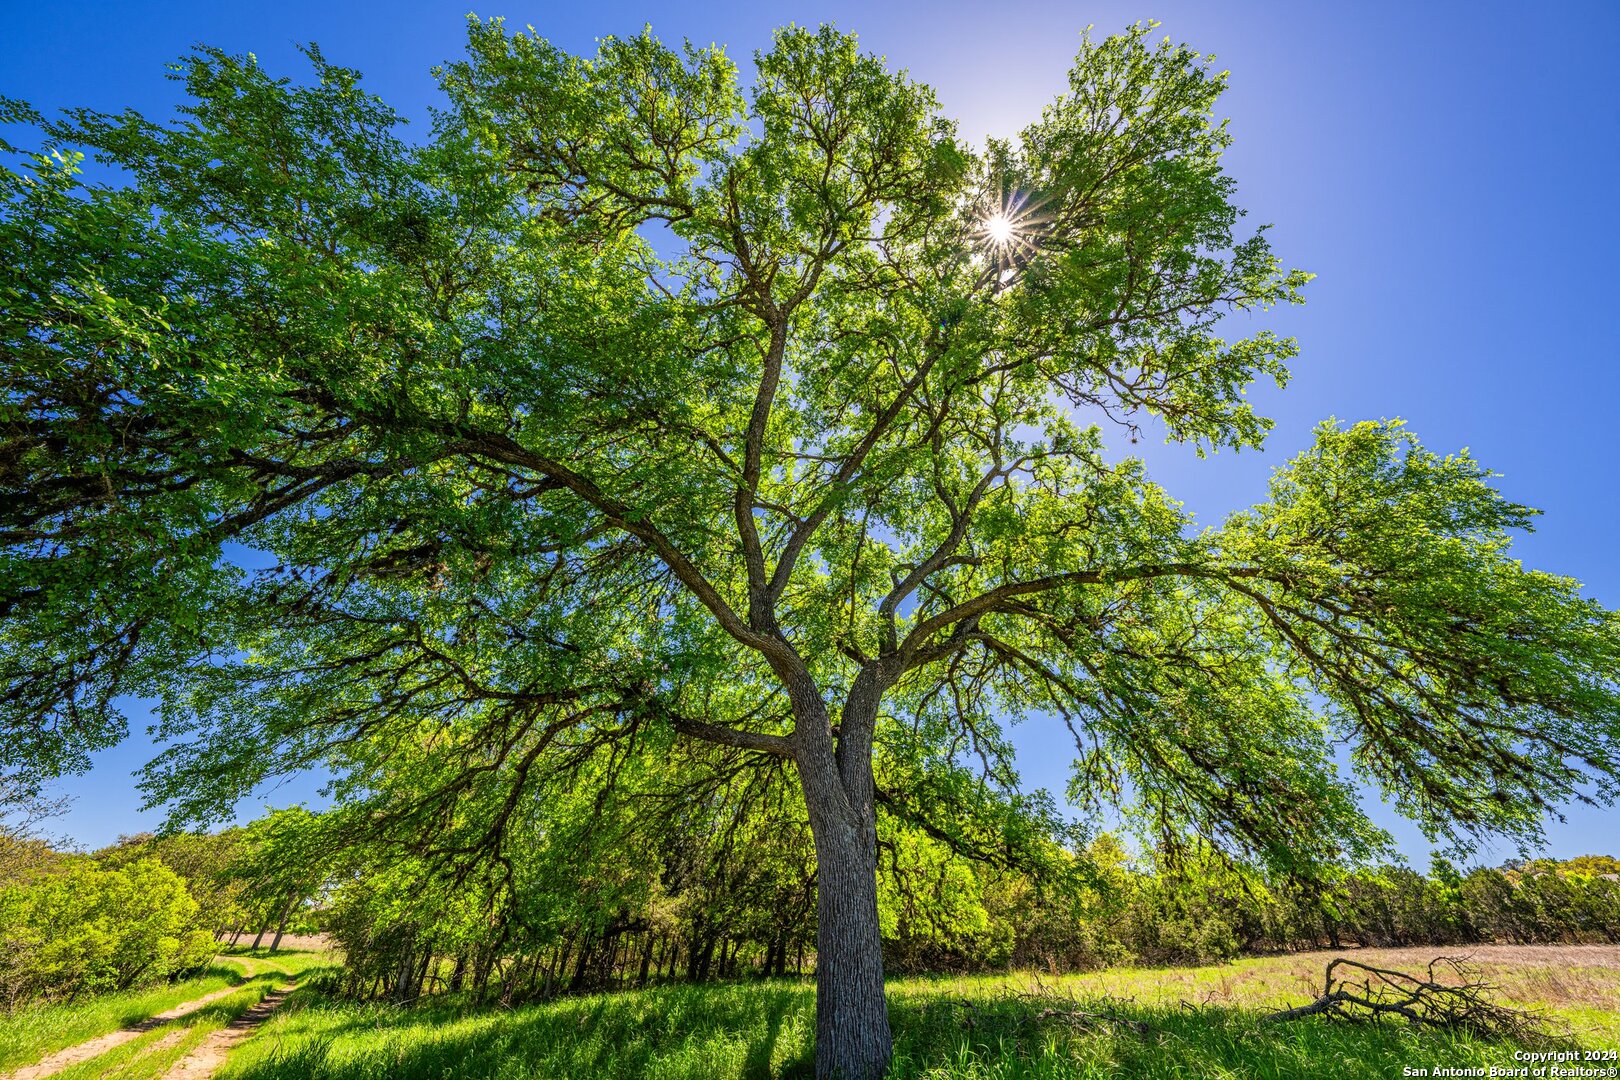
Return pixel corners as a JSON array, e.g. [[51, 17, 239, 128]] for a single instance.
[[5, 984, 250, 1080], [161, 984, 296, 1079]]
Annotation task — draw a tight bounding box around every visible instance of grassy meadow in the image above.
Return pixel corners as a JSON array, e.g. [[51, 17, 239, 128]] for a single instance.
[[0, 945, 334, 1074], [217, 946, 1620, 1080], [46, 982, 276, 1080]]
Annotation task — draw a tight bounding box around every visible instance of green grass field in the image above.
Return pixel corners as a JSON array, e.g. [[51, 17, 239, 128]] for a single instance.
[[0, 945, 335, 1074], [219, 946, 1620, 1080], [47, 982, 275, 1080]]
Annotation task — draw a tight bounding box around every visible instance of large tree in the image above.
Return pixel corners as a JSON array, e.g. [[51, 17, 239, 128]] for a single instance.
[[4, 20, 1618, 1077]]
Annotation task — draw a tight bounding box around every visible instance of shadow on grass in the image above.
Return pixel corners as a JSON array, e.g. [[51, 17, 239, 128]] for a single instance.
[[231, 981, 816, 1080], [226, 980, 1571, 1080]]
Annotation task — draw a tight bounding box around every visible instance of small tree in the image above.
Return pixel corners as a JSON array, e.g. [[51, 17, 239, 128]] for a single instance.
[[223, 808, 327, 951], [4, 20, 1619, 1077]]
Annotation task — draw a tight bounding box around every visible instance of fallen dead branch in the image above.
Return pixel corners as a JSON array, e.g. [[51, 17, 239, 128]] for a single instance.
[[1263, 956, 1556, 1040], [1022, 997, 1153, 1037]]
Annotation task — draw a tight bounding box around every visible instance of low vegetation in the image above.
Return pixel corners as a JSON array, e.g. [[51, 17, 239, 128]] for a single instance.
[[0, 947, 330, 1072], [216, 949, 1620, 1080]]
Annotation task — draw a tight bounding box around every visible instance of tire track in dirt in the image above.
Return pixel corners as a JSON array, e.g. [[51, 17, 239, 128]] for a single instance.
[[161, 983, 296, 1079], [4, 984, 249, 1080]]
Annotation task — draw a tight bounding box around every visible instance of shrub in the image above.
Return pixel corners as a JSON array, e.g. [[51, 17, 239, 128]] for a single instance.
[[0, 856, 214, 1009]]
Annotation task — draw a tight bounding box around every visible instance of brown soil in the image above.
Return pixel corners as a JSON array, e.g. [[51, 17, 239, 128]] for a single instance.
[[142, 1028, 189, 1056], [161, 984, 295, 1079], [5, 985, 246, 1080]]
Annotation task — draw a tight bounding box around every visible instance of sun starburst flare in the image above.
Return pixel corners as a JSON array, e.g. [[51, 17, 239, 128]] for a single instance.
[[973, 188, 1048, 279], [984, 213, 1015, 244]]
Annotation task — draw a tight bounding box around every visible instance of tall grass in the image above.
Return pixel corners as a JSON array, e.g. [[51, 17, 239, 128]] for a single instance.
[[0, 968, 238, 1071], [219, 951, 1620, 1080], [49, 983, 275, 1080], [0, 946, 334, 1073]]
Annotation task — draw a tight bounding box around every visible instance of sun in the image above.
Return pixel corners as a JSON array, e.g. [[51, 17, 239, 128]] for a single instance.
[[974, 189, 1045, 267]]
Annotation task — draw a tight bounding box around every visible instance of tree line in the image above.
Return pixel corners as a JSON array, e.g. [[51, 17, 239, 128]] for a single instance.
[[0, 815, 322, 1010], [19, 806, 1613, 1016], [317, 824, 1620, 1007], [5, 793, 1614, 1017]]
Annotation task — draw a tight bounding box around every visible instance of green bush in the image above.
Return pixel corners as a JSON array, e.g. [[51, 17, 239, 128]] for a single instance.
[[0, 856, 215, 1009]]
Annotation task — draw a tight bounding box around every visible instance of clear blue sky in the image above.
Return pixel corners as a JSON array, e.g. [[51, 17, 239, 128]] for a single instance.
[[4, 0, 1617, 861]]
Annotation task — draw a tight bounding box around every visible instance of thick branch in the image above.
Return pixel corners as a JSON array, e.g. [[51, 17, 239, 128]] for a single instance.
[[463, 432, 798, 669], [666, 710, 795, 758]]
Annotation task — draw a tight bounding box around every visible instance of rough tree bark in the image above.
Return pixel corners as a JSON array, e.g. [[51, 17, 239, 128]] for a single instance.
[[792, 673, 893, 1080]]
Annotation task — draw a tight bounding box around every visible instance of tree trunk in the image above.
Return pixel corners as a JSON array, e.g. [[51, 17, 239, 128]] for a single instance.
[[794, 672, 893, 1080], [449, 952, 467, 993], [393, 931, 417, 1004], [524, 950, 543, 997], [268, 887, 299, 953], [695, 934, 717, 981], [570, 932, 593, 991], [801, 795, 891, 1079], [418, 948, 434, 997], [686, 925, 708, 982], [637, 933, 654, 987]]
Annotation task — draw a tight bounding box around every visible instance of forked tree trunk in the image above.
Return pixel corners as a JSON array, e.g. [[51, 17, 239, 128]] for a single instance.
[[794, 673, 893, 1080]]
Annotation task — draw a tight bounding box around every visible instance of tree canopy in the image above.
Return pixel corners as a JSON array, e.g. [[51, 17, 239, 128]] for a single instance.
[[3, 19, 1618, 1077]]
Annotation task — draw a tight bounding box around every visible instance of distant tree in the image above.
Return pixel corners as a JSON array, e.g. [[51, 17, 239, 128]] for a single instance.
[[224, 808, 327, 952], [1555, 855, 1620, 877], [4, 19, 1619, 1077], [97, 829, 248, 941], [0, 825, 58, 890]]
